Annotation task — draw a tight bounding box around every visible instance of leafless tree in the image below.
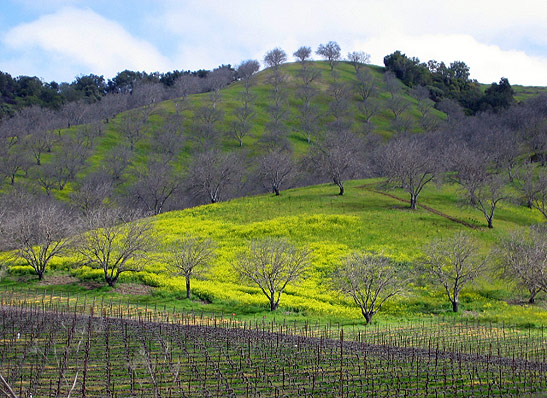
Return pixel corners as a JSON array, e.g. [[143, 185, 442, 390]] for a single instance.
[[307, 131, 364, 195], [24, 128, 58, 165], [185, 150, 243, 204], [384, 71, 401, 99], [469, 173, 507, 229], [421, 232, 488, 312], [437, 98, 464, 122], [386, 94, 410, 120], [128, 160, 179, 215], [74, 207, 153, 287], [150, 114, 185, 162], [513, 162, 546, 215], [332, 252, 407, 324], [103, 144, 133, 184], [327, 81, 352, 132], [75, 121, 105, 150], [358, 98, 380, 124], [164, 234, 216, 299], [258, 150, 295, 196], [498, 226, 547, 303], [192, 98, 224, 149], [236, 60, 260, 93], [235, 237, 312, 311], [3, 201, 75, 280], [391, 115, 415, 135], [119, 108, 150, 151], [229, 91, 256, 147], [355, 68, 377, 102], [0, 139, 31, 185], [69, 172, 113, 216], [382, 134, 439, 209], [316, 41, 341, 72], [264, 47, 287, 70], [293, 46, 312, 63], [347, 51, 371, 72]]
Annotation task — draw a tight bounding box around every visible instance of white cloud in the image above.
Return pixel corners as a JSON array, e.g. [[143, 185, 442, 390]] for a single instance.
[[1, 7, 172, 81], [359, 33, 547, 86], [157, 0, 547, 85]]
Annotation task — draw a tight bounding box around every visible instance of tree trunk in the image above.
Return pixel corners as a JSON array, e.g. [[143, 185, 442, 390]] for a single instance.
[[273, 187, 280, 196], [529, 290, 538, 304], [487, 217, 493, 229], [452, 300, 459, 312], [186, 277, 191, 299], [270, 297, 279, 311], [338, 185, 344, 196], [364, 312, 372, 324], [410, 194, 418, 210], [37, 271, 44, 281]]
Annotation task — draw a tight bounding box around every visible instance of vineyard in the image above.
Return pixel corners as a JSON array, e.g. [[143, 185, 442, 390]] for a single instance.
[[0, 291, 546, 397]]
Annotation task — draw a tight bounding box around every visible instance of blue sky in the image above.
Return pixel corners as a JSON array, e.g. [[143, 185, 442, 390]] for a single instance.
[[1, 0, 546, 85]]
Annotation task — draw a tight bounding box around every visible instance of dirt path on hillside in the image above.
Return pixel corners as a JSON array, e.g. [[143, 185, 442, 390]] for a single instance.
[[358, 184, 480, 230]]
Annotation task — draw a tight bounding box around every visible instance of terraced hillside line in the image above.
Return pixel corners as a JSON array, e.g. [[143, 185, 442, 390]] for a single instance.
[[359, 183, 480, 230]]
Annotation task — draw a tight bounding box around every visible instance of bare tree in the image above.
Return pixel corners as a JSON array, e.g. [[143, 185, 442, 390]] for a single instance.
[[384, 71, 401, 98], [119, 108, 151, 151], [421, 232, 488, 312], [164, 234, 216, 299], [185, 150, 243, 204], [70, 172, 112, 216], [386, 95, 410, 120], [470, 173, 507, 229], [327, 81, 352, 132], [307, 131, 364, 195], [257, 150, 295, 195], [513, 162, 546, 216], [316, 41, 341, 72], [498, 226, 547, 303], [235, 237, 312, 311], [128, 160, 179, 215], [355, 68, 377, 102], [0, 140, 31, 186], [332, 252, 407, 324], [74, 207, 153, 287], [192, 96, 224, 149], [293, 46, 312, 63], [229, 91, 256, 147], [347, 51, 371, 72], [103, 144, 133, 184], [264, 47, 287, 70], [236, 60, 260, 93], [150, 114, 185, 162], [4, 202, 75, 280], [382, 134, 439, 209]]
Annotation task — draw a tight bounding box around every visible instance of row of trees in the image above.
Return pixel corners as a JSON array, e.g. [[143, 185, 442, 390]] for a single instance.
[[1, 197, 544, 322]]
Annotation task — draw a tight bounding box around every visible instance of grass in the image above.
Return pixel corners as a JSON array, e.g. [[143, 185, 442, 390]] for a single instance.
[[2, 178, 545, 328]]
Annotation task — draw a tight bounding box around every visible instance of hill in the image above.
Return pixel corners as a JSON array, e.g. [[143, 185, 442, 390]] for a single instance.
[[3, 178, 545, 326]]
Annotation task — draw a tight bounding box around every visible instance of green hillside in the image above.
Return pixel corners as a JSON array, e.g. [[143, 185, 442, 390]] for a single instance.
[[6, 61, 447, 200], [4, 178, 545, 326]]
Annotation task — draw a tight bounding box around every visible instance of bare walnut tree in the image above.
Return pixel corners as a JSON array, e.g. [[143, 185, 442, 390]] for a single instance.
[[498, 226, 547, 303], [4, 202, 75, 280], [165, 234, 216, 299], [332, 252, 408, 324], [347, 51, 371, 72], [235, 238, 312, 311], [382, 134, 439, 209], [75, 207, 154, 287], [316, 41, 341, 72], [421, 232, 488, 312]]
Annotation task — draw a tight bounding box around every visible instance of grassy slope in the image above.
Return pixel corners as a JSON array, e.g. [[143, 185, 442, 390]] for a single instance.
[[4, 178, 545, 326]]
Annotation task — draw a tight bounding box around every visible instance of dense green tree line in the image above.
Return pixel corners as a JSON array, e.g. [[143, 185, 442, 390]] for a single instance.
[[383, 50, 514, 114]]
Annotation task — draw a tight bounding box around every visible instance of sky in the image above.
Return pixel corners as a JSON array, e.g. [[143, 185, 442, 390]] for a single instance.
[[1, 0, 546, 86]]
